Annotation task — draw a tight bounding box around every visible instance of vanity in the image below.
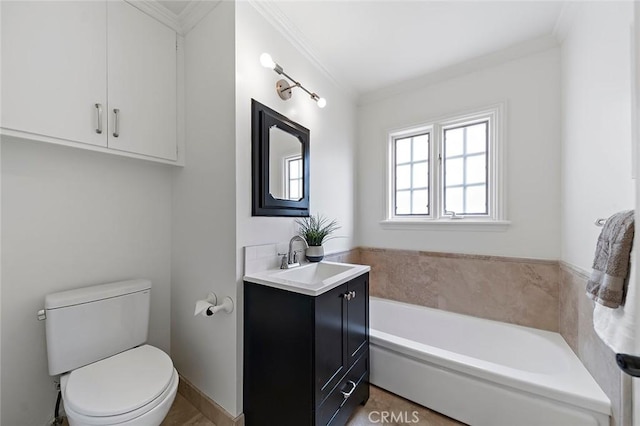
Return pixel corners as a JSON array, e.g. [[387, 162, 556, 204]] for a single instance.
[[243, 262, 370, 426]]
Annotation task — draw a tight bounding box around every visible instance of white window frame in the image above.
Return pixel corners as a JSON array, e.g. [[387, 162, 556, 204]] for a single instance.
[[284, 154, 303, 201], [382, 103, 509, 231], [390, 126, 433, 217]]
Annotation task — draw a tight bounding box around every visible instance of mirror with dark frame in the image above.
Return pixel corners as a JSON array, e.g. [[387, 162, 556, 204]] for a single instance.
[[252, 99, 310, 217]]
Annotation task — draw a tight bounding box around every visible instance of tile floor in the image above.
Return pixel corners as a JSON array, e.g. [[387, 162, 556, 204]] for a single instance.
[[161, 393, 215, 426], [347, 386, 465, 426], [160, 385, 464, 426]]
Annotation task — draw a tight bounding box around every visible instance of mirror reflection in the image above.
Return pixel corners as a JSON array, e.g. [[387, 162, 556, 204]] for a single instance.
[[269, 125, 303, 201]]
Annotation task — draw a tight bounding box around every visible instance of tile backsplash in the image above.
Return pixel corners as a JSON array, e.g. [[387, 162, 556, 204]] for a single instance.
[[243, 243, 288, 275]]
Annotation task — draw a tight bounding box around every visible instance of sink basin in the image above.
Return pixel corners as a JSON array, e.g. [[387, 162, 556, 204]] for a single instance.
[[243, 261, 370, 296], [274, 262, 355, 284]]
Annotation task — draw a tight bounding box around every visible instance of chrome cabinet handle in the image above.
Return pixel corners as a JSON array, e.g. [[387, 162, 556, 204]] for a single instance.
[[113, 108, 120, 138], [340, 380, 357, 399], [343, 291, 356, 301], [94, 103, 103, 134]]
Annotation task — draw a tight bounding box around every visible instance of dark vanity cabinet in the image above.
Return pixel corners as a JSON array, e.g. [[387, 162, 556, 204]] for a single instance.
[[243, 273, 369, 426]]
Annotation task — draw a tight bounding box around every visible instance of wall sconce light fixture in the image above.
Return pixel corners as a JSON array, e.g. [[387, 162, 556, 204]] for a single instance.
[[260, 53, 327, 108]]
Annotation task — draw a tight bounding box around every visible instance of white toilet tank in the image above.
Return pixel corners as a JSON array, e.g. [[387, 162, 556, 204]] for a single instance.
[[45, 279, 151, 376]]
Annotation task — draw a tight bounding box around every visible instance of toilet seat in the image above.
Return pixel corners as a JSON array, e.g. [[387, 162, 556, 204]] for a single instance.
[[62, 345, 178, 425]]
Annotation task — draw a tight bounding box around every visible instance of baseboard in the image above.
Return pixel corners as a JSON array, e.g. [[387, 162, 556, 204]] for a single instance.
[[178, 375, 244, 426]]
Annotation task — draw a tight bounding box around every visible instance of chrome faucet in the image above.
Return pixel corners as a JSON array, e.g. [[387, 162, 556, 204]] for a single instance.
[[283, 235, 308, 269]]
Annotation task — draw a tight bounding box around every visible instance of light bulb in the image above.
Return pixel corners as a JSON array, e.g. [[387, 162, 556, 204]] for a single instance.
[[316, 97, 327, 108], [260, 53, 276, 69]]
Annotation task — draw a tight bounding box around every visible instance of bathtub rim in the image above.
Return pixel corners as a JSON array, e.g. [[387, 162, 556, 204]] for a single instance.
[[369, 296, 611, 416]]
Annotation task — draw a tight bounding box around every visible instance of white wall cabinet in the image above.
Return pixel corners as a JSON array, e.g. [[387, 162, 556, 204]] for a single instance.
[[107, 2, 177, 161], [1, 1, 108, 148], [1, 1, 179, 163]]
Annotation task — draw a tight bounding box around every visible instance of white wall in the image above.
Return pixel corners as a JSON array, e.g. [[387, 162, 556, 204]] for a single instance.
[[234, 2, 358, 413], [560, 1, 634, 272], [171, 2, 358, 415], [235, 2, 357, 257], [171, 1, 239, 417], [0, 138, 172, 425], [357, 48, 562, 259], [1, 1, 4, 417]]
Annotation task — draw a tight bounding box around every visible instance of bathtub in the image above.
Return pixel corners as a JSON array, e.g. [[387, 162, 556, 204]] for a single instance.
[[369, 297, 611, 426]]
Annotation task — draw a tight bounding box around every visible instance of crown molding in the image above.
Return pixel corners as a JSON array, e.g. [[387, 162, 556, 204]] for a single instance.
[[179, 0, 221, 34], [125, 0, 182, 33], [358, 34, 559, 106], [248, 0, 356, 101], [125, 1, 220, 35], [553, 2, 581, 44]]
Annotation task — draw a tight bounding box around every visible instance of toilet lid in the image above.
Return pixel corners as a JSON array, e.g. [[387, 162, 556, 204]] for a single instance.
[[64, 345, 174, 417]]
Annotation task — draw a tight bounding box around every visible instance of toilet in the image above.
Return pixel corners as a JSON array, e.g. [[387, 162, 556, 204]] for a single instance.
[[44, 279, 178, 425]]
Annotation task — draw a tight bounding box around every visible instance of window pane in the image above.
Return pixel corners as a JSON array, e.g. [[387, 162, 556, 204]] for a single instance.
[[289, 159, 301, 179], [445, 187, 463, 213], [445, 127, 463, 156], [445, 158, 463, 186], [396, 191, 410, 215], [289, 180, 300, 200], [396, 164, 411, 190], [396, 137, 411, 164], [412, 161, 428, 188], [466, 154, 486, 184], [412, 190, 428, 214], [413, 134, 429, 161], [467, 122, 487, 154], [466, 185, 487, 214]]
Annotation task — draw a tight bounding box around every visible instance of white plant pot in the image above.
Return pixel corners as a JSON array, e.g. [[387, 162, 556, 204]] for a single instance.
[[306, 245, 324, 262]]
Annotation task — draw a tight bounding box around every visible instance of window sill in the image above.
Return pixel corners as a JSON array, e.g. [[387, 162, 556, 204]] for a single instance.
[[379, 219, 511, 232]]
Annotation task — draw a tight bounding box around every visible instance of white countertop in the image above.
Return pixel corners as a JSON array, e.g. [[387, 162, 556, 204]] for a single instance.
[[243, 261, 370, 296]]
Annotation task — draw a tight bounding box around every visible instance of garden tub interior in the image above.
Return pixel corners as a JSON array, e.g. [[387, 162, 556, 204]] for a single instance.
[[369, 297, 610, 426]]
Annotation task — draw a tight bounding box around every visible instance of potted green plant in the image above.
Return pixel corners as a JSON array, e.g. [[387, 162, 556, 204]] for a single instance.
[[295, 214, 340, 262]]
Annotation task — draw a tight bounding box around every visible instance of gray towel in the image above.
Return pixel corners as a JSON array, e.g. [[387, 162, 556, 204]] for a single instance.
[[586, 210, 635, 308]]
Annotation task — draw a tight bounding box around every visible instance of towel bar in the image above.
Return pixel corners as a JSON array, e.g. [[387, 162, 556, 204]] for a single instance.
[[594, 218, 607, 227], [616, 353, 640, 377]]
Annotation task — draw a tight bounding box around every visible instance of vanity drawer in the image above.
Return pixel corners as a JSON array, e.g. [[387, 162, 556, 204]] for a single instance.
[[317, 353, 369, 426]]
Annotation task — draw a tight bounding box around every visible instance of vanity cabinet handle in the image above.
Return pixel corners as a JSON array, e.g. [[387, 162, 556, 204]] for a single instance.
[[113, 108, 120, 138], [94, 103, 103, 134], [343, 291, 356, 301], [340, 380, 357, 400]]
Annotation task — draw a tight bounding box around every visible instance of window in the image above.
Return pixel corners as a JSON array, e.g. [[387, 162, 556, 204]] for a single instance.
[[385, 105, 506, 228], [285, 155, 303, 200], [394, 133, 430, 215], [443, 121, 488, 215]]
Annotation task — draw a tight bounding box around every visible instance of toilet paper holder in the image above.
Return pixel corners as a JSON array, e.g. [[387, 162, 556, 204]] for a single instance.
[[194, 293, 234, 317]]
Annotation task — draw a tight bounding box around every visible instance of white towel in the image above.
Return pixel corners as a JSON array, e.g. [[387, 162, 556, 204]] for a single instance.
[[593, 254, 636, 353]]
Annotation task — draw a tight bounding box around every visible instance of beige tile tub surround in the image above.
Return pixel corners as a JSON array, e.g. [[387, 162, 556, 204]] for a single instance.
[[323, 249, 362, 264], [357, 247, 625, 424], [559, 262, 629, 426], [359, 247, 559, 331]]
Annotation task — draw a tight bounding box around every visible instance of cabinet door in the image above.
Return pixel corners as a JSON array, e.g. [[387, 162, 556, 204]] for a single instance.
[[347, 273, 369, 366], [315, 284, 348, 406], [106, 1, 177, 160], [1, 1, 107, 146]]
